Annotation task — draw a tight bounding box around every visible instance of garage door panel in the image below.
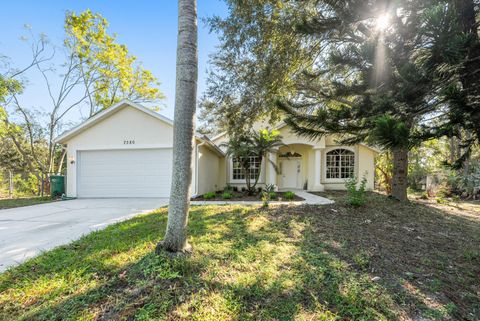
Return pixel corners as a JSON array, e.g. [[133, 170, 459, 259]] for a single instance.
[[78, 149, 172, 198]]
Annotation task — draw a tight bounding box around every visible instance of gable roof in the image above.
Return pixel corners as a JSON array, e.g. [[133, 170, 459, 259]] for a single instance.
[[54, 100, 226, 157], [211, 122, 381, 153], [55, 100, 174, 144]]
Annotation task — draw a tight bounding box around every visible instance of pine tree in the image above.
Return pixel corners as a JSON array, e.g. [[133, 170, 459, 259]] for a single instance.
[[278, 0, 442, 201]]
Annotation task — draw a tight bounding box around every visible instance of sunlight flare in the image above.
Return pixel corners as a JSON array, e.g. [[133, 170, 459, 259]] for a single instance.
[[376, 14, 390, 31]]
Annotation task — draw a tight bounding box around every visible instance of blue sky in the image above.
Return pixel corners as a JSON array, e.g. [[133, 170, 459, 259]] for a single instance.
[[0, 0, 228, 124]]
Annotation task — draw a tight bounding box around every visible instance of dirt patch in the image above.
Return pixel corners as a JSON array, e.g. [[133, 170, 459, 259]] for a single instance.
[[192, 191, 304, 202], [309, 191, 480, 320]]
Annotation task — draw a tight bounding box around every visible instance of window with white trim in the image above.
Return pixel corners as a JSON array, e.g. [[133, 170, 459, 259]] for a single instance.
[[326, 149, 355, 179], [232, 156, 261, 180]]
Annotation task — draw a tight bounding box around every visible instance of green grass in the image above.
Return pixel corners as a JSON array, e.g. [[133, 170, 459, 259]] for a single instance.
[[1, 192, 479, 320], [0, 196, 53, 209]]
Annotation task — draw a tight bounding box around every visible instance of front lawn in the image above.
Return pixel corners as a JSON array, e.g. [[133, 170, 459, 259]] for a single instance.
[[1, 193, 478, 320], [0, 196, 53, 209]]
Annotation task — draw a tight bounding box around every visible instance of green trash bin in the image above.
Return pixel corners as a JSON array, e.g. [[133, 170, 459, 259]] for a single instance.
[[50, 175, 65, 198]]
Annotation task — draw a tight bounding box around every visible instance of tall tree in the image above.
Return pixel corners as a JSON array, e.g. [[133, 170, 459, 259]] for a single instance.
[[65, 10, 165, 116], [200, 1, 310, 134], [157, 0, 198, 253], [1, 12, 165, 184], [277, 0, 447, 201]]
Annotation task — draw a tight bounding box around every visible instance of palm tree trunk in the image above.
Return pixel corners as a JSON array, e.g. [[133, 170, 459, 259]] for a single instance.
[[158, 0, 197, 253], [391, 147, 408, 201]]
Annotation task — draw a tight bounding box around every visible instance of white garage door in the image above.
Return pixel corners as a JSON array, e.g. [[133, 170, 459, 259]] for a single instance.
[[77, 149, 172, 198]]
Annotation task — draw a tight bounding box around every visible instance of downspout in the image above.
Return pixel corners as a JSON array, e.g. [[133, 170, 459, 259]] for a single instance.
[[195, 141, 206, 197]]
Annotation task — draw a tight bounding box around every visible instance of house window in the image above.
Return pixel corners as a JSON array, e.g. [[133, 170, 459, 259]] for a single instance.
[[232, 156, 261, 180], [326, 149, 355, 179]]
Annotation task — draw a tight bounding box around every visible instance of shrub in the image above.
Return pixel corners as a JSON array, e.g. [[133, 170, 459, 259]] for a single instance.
[[265, 184, 276, 193], [203, 192, 216, 200], [224, 184, 233, 193], [222, 192, 233, 199], [261, 191, 270, 208], [284, 191, 295, 201], [269, 192, 277, 200], [345, 174, 367, 206]]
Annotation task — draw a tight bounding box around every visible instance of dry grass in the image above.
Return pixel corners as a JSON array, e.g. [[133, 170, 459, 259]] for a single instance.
[[0, 192, 478, 320]]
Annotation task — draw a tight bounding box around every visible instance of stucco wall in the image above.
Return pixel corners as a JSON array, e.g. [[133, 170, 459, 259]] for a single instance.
[[197, 145, 223, 195], [357, 145, 376, 190], [64, 106, 176, 197]]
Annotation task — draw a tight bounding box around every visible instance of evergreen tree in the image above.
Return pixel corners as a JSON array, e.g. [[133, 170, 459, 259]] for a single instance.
[[278, 0, 444, 201]]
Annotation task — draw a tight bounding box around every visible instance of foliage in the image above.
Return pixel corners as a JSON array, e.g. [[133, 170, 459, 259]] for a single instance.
[[261, 191, 270, 208], [375, 151, 393, 194], [447, 161, 480, 198], [345, 174, 368, 206], [221, 192, 233, 199], [0, 10, 165, 198], [283, 191, 295, 201], [200, 1, 309, 133], [222, 129, 283, 194], [64, 10, 164, 114], [264, 183, 276, 193], [203, 192, 216, 200], [268, 192, 277, 200]]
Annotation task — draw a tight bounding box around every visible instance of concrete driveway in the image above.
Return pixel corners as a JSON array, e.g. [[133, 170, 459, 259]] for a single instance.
[[0, 198, 168, 272]]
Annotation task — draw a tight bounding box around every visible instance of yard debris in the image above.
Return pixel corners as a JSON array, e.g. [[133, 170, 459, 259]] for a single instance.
[[371, 276, 381, 282]]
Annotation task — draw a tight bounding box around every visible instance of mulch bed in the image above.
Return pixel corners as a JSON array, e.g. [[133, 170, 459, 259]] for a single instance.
[[192, 191, 304, 202]]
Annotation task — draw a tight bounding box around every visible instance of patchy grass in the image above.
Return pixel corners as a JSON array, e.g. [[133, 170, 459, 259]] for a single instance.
[[0, 193, 479, 320], [0, 196, 53, 209]]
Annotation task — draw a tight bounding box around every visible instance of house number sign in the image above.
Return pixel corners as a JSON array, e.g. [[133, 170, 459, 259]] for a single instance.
[[123, 140, 135, 145]]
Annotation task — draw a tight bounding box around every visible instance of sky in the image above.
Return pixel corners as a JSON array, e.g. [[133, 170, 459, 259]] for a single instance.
[[0, 0, 228, 126]]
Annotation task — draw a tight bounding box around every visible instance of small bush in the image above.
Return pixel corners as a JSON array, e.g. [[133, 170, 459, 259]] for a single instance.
[[284, 191, 295, 201], [224, 184, 234, 193], [345, 174, 367, 206], [222, 192, 233, 199], [269, 192, 277, 200], [203, 192, 216, 200], [265, 184, 276, 193], [419, 192, 429, 200], [261, 192, 270, 208]]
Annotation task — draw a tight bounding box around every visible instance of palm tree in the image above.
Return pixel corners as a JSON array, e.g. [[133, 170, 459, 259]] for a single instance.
[[157, 0, 197, 253], [223, 129, 283, 194]]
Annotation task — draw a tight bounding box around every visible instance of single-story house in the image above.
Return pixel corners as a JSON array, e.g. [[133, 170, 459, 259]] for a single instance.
[[56, 100, 378, 198]]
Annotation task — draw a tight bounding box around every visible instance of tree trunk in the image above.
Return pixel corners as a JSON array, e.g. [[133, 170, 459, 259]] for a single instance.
[[391, 147, 409, 201], [56, 148, 67, 175], [158, 0, 198, 253]]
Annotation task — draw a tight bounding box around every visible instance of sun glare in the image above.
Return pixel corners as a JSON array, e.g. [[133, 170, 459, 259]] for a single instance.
[[376, 14, 390, 31]]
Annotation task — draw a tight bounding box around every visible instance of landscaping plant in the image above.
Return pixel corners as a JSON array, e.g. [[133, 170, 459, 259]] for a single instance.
[[203, 192, 216, 200], [345, 174, 368, 206], [284, 191, 295, 201], [221, 192, 232, 199]]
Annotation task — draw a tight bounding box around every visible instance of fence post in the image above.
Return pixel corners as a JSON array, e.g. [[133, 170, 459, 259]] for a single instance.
[[41, 172, 44, 197], [8, 170, 13, 199]]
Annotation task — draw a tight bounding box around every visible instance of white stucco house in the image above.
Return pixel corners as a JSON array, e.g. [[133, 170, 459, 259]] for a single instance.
[[56, 100, 378, 198]]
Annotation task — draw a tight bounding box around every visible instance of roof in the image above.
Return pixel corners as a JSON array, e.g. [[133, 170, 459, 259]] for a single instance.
[[55, 100, 226, 157], [211, 122, 381, 153], [55, 100, 175, 144]]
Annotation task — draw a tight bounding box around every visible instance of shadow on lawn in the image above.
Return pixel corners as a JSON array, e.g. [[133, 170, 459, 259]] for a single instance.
[[1, 194, 479, 320]]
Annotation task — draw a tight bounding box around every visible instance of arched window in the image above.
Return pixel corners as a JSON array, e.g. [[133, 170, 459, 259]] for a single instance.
[[326, 149, 355, 179]]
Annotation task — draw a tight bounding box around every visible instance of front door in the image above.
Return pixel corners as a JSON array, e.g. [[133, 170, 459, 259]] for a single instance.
[[281, 159, 301, 189]]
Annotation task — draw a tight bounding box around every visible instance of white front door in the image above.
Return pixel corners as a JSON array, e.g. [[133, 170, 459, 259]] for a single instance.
[[281, 159, 301, 189]]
